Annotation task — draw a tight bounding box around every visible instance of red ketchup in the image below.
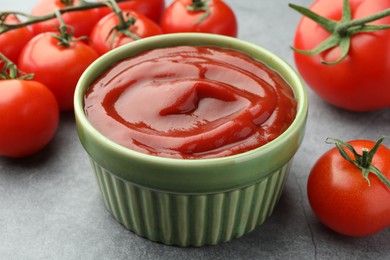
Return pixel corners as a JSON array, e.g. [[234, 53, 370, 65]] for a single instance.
[[84, 46, 297, 159]]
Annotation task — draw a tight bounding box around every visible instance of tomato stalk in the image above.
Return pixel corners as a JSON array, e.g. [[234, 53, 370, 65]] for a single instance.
[[0, 0, 130, 35], [0, 53, 33, 80], [104, 0, 140, 47], [326, 137, 390, 189], [187, 0, 211, 24], [289, 0, 390, 65], [51, 9, 88, 47]]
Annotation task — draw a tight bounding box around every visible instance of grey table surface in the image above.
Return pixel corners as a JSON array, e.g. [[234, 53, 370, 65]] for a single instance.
[[2, 0, 390, 259]]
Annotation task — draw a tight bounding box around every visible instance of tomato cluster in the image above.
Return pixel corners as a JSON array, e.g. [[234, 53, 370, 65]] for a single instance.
[[0, 0, 238, 158], [28, 0, 237, 57], [289, 0, 390, 238], [288, 0, 390, 238]]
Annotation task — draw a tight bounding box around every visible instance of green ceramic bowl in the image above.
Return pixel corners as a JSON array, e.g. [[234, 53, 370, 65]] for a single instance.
[[74, 33, 308, 247]]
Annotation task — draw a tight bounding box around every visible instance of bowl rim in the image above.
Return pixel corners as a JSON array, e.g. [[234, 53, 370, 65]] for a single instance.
[[74, 33, 308, 167]]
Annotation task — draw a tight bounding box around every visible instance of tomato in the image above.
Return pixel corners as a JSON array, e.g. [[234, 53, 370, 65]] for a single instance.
[[0, 79, 59, 158], [18, 32, 99, 111], [160, 0, 237, 37], [30, 0, 101, 37], [307, 138, 390, 236], [90, 10, 163, 55], [0, 15, 33, 64], [292, 0, 390, 111], [98, 0, 165, 23]]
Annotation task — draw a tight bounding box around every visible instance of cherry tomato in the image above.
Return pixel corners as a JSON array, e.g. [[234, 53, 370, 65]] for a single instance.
[[90, 10, 163, 55], [308, 138, 390, 236], [18, 32, 99, 111], [0, 15, 33, 64], [292, 0, 390, 111], [98, 0, 165, 23], [0, 79, 59, 158], [160, 0, 237, 37], [30, 0, 101, 37]]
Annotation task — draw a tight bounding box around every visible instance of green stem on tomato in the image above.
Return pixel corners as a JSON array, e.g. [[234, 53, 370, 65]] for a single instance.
[[0, 53, 34, 80], [0, 0, 130, 35], [326, 137, 390, 189], [51, 9, 75, 47], [187, 0, 211, 24], [361, 148, 370, 168], [289, 0, 390, 65], [50, 9, 90, 47], [103, 0, 140, 49]]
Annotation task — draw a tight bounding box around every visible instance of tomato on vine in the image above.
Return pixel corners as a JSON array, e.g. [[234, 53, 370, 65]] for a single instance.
[[30, 0, 101, 37], [98, 0, 166, 23], [18, 11, 99, 111], [90, 9, 163, 55], [160, 0, 238, 37], [0, 54, 59, 158], [0, 15, 33, 64], [290, 0, 390, 111], [308, 137, 390, 236]]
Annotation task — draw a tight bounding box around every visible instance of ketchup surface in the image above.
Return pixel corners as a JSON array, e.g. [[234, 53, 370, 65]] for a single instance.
[[84, 46, 297, 159]]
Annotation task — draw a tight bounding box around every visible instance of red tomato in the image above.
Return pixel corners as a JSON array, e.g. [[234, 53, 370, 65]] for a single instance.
[[160, 0, 237, 37], [90, 10, 163, 55], [308, 139, 390, 236], [18, 32, 99, 111], [30, 0, 101, 37], [292, 0, 390, 111], [0, 15, 33, 64], [98, 0, 165, 23], [0, 79, 59, 158]]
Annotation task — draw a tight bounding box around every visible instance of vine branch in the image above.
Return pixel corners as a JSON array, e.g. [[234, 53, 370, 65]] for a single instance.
[[0, 0, 130, 35]]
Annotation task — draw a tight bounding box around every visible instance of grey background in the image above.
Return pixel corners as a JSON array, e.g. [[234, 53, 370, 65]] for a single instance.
[[1, 0, 390, 259]]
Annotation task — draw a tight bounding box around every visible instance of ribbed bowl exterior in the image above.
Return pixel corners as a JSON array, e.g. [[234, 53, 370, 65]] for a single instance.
[[90, 157, 292, 247]]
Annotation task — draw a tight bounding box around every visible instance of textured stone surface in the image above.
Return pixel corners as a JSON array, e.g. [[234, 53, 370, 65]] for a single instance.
[[1, 0, 390, 259]]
